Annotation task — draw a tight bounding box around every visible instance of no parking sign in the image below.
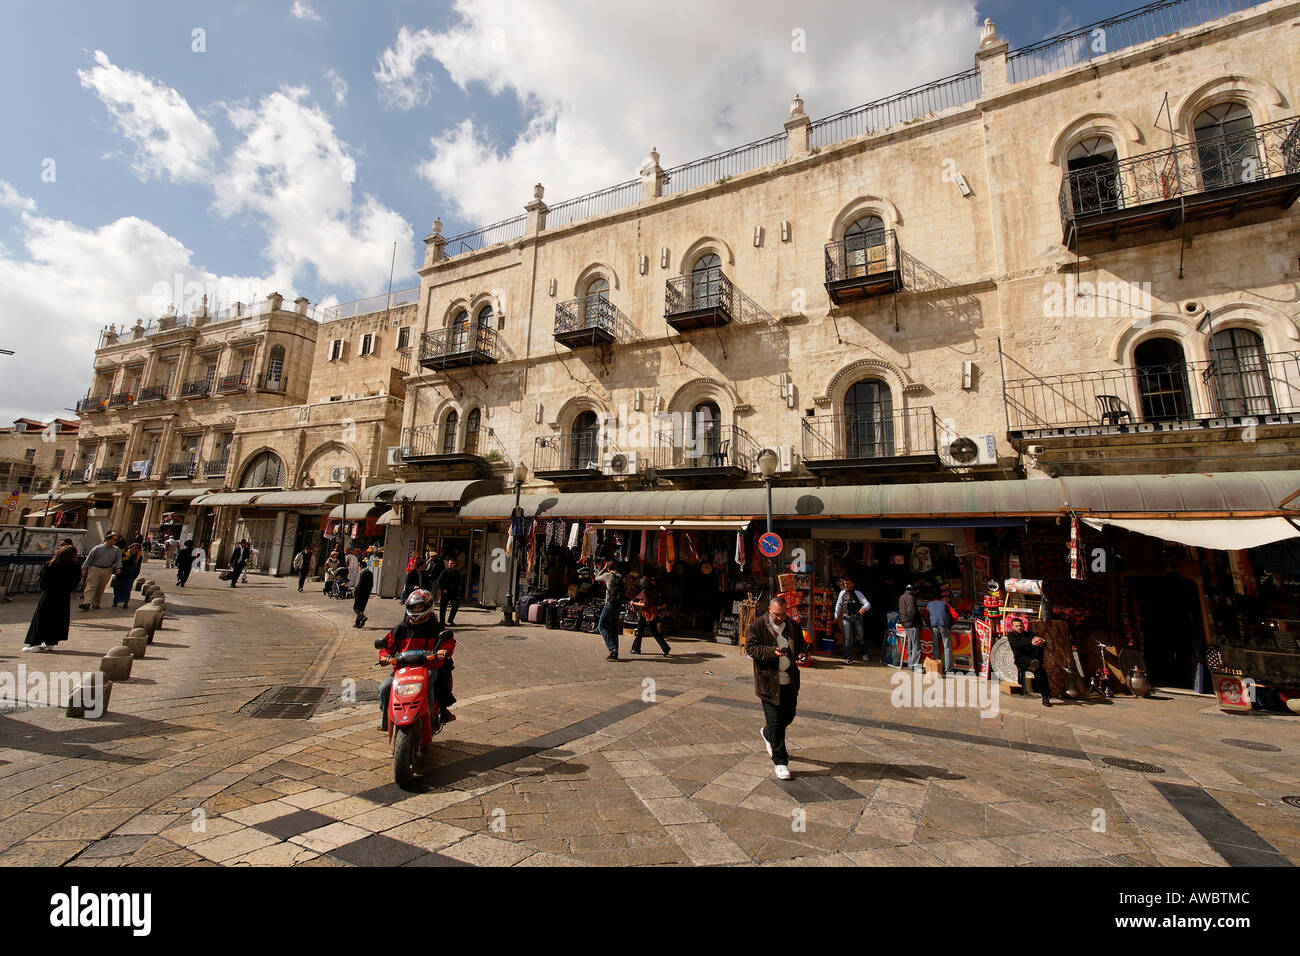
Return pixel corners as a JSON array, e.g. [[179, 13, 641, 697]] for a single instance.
[[758, 532, 783, 558]]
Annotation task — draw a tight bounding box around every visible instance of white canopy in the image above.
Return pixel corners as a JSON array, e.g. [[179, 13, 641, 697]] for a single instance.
[[1081, 517, 1300, 550]]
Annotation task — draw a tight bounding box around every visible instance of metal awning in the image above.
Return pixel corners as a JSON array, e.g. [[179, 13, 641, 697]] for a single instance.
[[362, 479, 500, 505], [377, 508, 403, 526], [52, 491, 112, 502], [326, 502, 387, 521], [163, 487, 217, 501], [1082, 517, 1300, 550], [254, 490, 344, 508], [596, 518, 753, 531], [191, 491, 262, 507], [358, 483, 401, 503], [458, 472, 1300, 522], [130, 489, 160, 500]]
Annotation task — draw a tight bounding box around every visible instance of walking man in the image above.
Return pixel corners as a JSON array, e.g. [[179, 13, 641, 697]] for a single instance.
[[163, 535, 179, 568], [78, 532, 122, 611], [175, 539, 196, 587], [228, 539, 249, 588], [925, 591, 955, 675], [594, 558, 625, 662], [293, 545, 312, 591], [628, 578, 669, 656], [437, 557, 462, 626], [834, 576, 871, 664], [898, 583, 922, 672], [745, 595, 807, 780]]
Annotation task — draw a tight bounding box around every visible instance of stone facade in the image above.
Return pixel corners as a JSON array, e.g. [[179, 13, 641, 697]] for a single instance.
[[400, 1, 1300, 495], [1, 418, 80, 524]]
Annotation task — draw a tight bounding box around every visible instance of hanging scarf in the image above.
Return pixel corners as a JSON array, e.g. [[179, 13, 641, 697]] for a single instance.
[[639, 529, 648, 561], [681, 531, 698, 563], [1069, 515, 1084, 581], [665, 532, 677, 571], [567, 520, 580, 550], [735, 530, 746, 568]]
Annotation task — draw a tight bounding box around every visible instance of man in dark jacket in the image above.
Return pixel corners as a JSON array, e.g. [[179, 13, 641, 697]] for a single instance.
[[175, 539, 196, 587], [437, 557, 462, 625], [744, 596, 807, 780], [353, 562, 374, 628], [228, 539, 249, 588], [1006, 615, 1052, 706], [294, 546, 313, 592], [898, 584, 921, 672]]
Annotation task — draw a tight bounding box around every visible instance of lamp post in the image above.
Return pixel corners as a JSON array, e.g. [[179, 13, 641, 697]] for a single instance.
[[757, 448, 778, 600], [338, 471, 355, 557], [500, 461, 528, 626]]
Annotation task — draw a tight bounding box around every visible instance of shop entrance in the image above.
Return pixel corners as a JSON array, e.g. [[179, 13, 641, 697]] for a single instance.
[[1127, 574, 1202, 689]]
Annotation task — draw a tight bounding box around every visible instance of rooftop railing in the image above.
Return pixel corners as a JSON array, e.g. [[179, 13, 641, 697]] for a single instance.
[[546, 180, 642, 228], [319, 288, 420, 323]]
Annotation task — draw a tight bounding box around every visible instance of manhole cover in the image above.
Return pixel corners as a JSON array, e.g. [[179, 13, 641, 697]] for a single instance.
[[1282, 796, 1300, 809], [1101, 756, 1165, 774], [245, 685, 327, 719], [1221, 738, 1281, 752]]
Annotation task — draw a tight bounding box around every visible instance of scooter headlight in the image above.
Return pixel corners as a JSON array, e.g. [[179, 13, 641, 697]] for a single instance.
[[396, 681, 425, 698]]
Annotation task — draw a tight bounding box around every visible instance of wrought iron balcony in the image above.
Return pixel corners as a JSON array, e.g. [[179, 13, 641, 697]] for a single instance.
[[180, 379, 212, 399], [1059, 116, 1300, 248], [664, 267, 773, 332], [652, 425, 759, 479], [108, 391, 135, 408], [166, 460, 198, 479], [125, 460, 153, 481], [201, 457, 228, 478], [76, 395, 109, 414], [418, 326, 512, 370], [136, 384, 168, 403], [553, 295, 638, 349], [94, 466, 120, 482], [801, 407, 939, 471], [399, 424, 485, 464], [824, 230, 902, 304], [217, 374, 250, 393], [533, 432, 604, 479], [1002, 352, 1300, 439], [256, 372, 286, 393], [68, 469, 88, 485]]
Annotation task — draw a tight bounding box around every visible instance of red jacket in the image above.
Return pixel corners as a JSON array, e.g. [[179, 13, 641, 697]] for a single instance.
[[378, 619, 455, 667]]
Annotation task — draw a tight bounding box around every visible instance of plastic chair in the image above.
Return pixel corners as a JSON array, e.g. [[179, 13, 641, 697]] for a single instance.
[[1095, 394, 1132, 425]]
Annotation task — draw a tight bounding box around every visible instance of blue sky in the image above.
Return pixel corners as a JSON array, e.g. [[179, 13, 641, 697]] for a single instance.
[[0, 0, 1176, 420]]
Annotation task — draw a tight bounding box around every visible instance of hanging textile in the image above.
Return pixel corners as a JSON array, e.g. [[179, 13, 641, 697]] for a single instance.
[[567, 520, 580, 550], [639, 529, 648, 561], [614, 532, 626, 562], [1068, 515, 1084, 581], [665, 532, 677, 571], [735, 530, 746, 568], [681, 531, 699, 563], [526, 524, 537, 575]]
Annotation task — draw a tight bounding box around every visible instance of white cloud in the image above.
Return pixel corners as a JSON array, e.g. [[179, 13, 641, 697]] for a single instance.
[[374, 26, 441, 110], [77, 50, 219, 183], [325, 68, 348, 105], [290, 0, 321, 21], [404, 0, 980, 226], [0, 181, 36, 214]]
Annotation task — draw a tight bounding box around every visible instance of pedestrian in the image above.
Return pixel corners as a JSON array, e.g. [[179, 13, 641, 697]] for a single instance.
[[353, 560, 374, 628], [400, 553, 423, 602], [593, 558, 625, 662], [175, 539, 196, 587], [111, 541, 144, 608], [22, 543, 82, 653], [745, 595, 807, 780], [242, 545, 257, 583], [437, 556, 462, 626], [293, 544, 312, 591], [192, 544, 206, 572], [628, 577, 669, 656], [78, 532, 122, 611], [834, 576, 871, 664], [898, 583, 922, 672], [323, 549, 341, 596], [424, 550, 445, 602], [163, 535, 179, 568], [346, 549, 360, 588], [227, 539, 249, 588], [925, 591, 955, 675]]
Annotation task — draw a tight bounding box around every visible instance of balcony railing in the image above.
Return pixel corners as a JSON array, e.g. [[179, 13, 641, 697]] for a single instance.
[[533, 432, 604, 477], [653, 425, 759, 476], [201, 457, 229, 478], [399, 424, 486, 461], [1002, 352, 1300, 436], [108, 391, 135, 408], [1059, 116, 1300, 245], [94, 466, 120, 482], [319, 287, 419, 323], [554, 294, 639, 348], [664, 268, 773, 332], [801, 407, 939, 470], [167, 460, 198, 479], [125, 461, 153, 481], [824, 230, 903, 304], [68, 469, 88, 485], [418, 326, 513, 370], [76, 395, 109, 414], [255, 372, 286, 393], [136, 384, 168, 403], [180, 379, 212, 399], [217, 374, 250, 393]]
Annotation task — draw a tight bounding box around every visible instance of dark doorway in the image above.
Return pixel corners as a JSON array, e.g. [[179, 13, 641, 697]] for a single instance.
[[1127, 574, 1203, 689]]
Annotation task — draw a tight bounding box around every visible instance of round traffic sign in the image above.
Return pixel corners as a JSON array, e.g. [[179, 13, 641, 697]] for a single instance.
[[758, 532, 783, 557]]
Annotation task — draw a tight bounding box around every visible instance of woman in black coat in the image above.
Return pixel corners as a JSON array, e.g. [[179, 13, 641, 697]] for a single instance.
[[23, 545, 82, 652], [352, 563, 374, 628]]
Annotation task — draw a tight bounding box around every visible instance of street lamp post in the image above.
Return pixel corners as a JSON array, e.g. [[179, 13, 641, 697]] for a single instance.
[[500, 461, 528, 626], [757, 448, 779, 601], [338, 471, 355, 557]]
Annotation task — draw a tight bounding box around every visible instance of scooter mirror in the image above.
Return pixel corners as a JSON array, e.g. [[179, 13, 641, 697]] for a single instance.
[[373, 637, 387, 649], [438, 630, 454, 641]]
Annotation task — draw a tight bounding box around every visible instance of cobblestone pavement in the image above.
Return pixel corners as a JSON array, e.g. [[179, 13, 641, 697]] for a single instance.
[[1, 567, 1297, 867]]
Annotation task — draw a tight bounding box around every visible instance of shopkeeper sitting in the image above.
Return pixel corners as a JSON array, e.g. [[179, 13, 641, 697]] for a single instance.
[[1006, 614, 1052, 707]]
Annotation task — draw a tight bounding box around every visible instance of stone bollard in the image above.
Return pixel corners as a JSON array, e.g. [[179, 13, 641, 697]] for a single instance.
[[100, 646, 134, 682], [66, 678, 112, 719], [149, 597, 166, 626], [133, 605, 162, 640], [122, 629, 149, 658], [142, 586, 161, 602]]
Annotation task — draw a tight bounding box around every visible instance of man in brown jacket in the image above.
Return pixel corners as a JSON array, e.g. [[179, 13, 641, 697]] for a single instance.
[[744, 595, 807, 780]]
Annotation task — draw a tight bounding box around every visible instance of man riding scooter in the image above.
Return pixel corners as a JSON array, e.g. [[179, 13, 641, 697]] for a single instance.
[[376, 589, 457, 731]]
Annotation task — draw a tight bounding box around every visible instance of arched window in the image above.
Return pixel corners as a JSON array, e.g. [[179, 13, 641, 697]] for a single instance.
[[441, 410, 459, 455], [570, 411, 599, 470], [843, 215, 887, 278], [1066, 137, 1119, 215], [238, 451, 285, 490], [1209, 327, 1274, 416], [1134, 338, 1192, 422], [584, 276, 610, 326], [464, 408, 481, 455], [1194, 102, 1258, 189], [690, 401, 722, 465], [691, 253, 723, 309], [476, 304, 493, 328], [844, 380, 894, 459], [449, 309, 470, 353], [265, 345, 285, 390]]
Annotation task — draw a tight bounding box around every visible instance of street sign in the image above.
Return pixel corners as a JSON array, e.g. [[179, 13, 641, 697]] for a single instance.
[[758, 532, 783, 558]]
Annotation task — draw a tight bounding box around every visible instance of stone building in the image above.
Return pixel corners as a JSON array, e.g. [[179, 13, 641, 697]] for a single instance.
[[1, 417, 80, 525]]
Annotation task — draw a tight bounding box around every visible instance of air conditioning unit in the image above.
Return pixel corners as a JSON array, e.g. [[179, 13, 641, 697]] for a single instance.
[[939, 434, 998, 468], [603, 451, 639, 476], [386, 446, 407, 466], [751, 445, 797, 475], [330, 466, 354, 483]]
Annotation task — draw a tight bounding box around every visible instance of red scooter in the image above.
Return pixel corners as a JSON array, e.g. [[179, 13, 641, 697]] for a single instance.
[[377, 642, 449, 789]]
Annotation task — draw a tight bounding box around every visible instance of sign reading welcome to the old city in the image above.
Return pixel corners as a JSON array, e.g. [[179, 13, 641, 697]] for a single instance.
[[1011, 413, 1300, 442]]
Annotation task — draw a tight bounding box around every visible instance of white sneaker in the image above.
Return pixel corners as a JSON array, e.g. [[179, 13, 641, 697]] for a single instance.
[[760, 727, 773, 758], [20, 644, 39, 653], [774, 764, 791, 780]]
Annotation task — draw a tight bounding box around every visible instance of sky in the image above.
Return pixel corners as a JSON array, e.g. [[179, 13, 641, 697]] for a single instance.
[[0, 0, 1157, 423]]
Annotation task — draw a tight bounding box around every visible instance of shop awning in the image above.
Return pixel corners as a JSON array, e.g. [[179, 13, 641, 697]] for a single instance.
[[254, 490, 344, 508], [1082, 517, 1300, 550], [191, 491, 262, 506], [596, 518, 753, 531], [377, 508, 403, 526], [130, 489, 161, 500], [358, 483, 401, 503], [363, 479, 501, 505], [458, 471, 1300, 522], [163, 487, 217, 501], [53, 492, 111, 502], [326, 502, 387, 521]]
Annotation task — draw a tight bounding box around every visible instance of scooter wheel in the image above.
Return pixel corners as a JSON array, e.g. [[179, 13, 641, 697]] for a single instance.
[[393, 725, 418, 790]]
